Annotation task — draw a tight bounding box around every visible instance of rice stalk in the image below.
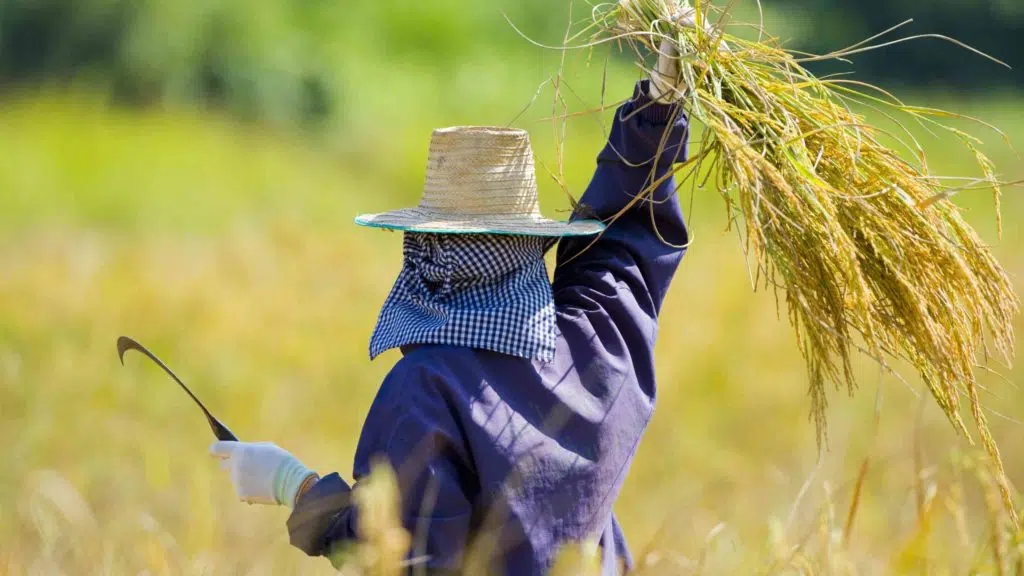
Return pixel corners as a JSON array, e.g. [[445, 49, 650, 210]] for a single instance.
[[349, 460, 411, 576], [840, 458, 869, 549], [573, 0, 1019, 520]]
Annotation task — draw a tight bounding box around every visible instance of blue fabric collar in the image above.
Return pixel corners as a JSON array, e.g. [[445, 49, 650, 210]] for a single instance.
[[370, 233, 557, 362]]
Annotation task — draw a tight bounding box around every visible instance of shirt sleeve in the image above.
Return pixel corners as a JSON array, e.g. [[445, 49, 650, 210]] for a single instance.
[[286, 473, 357, 558], [552, 80, 690, 356], [286, 365, 475, 572]]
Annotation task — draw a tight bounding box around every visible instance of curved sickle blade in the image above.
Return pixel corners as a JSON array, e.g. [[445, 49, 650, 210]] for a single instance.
[[117, 336, 238, 442]]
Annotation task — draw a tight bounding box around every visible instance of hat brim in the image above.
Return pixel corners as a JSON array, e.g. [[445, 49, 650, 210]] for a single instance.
[[355, 208, 605, 237]]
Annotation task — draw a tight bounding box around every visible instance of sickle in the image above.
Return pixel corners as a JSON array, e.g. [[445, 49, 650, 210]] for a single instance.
[[117, 336, 238, 442]]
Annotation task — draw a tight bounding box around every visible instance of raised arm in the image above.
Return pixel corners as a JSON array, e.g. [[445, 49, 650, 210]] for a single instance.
[[553, 80, 690, 335]]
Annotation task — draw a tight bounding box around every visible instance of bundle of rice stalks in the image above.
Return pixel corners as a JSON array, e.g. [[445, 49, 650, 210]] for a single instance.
[[574, 0, 1020, 517]]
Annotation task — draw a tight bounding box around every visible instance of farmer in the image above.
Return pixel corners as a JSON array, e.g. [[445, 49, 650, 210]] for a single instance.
[[210, 25, 695, 575]]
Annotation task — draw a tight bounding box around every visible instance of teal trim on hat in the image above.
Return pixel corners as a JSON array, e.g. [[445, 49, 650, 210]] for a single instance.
[[354, 214, 605, 238]]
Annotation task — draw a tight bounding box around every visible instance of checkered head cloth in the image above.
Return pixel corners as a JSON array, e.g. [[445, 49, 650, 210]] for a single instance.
[[369, 233, 557, 362]]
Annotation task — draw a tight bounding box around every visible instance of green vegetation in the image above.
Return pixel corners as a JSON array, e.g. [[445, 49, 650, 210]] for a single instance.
[[3, 0, 1018, 133], [0, 0, 576, 129]]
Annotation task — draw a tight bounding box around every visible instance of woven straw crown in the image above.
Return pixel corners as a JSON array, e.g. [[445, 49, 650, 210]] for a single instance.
[[355, 127, 604, 237]]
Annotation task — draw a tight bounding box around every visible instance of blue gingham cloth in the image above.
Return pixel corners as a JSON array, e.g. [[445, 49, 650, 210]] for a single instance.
[[369, 233, 557, 362]]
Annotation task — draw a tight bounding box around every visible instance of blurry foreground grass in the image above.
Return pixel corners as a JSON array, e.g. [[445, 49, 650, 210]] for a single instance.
[[1, 90, 1023, 573]]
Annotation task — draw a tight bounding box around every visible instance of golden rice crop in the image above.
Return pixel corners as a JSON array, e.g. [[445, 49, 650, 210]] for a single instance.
[[567, 0, 1020, 520]]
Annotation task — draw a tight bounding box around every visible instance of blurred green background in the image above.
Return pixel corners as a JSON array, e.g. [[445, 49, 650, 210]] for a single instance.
[[1, 0, 1022, 573]]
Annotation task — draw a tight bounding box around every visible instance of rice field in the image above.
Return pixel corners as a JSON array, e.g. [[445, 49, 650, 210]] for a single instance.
[[1, 86, 1022, 573]]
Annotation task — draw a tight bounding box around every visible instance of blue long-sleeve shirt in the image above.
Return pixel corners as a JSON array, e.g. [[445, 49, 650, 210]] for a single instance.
[[287, 82, 690, 575]]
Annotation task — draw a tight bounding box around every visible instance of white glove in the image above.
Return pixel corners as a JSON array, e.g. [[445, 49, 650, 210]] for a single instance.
[[210, 441, 317, 507], [649, 7, 728, 103], [649, 38, 686, 104]]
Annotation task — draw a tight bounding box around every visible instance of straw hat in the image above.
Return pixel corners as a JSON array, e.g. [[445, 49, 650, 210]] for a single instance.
[[355, 127, 605, 237]]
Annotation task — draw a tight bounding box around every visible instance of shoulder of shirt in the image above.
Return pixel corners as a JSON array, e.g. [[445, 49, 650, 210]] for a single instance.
[[383, 344, 476, 378]]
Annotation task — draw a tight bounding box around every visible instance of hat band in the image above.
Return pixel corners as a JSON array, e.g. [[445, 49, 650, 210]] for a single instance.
[[419, 196, 542, 217]]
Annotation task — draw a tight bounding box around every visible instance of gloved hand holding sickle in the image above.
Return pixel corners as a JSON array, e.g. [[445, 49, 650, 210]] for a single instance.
[[116, 336, 318, 508]]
